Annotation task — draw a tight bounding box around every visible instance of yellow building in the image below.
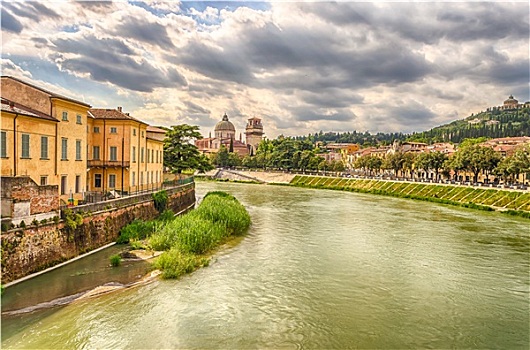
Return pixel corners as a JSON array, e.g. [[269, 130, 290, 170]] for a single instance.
[[87, 108, 164, 196], [1, 76, 91, 204]]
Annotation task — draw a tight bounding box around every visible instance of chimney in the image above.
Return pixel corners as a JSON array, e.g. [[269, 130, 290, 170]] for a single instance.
[[117, 106, 122, 112], [9, 101, 14, 108]]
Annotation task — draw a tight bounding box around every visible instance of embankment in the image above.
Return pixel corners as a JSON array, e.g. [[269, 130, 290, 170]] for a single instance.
[[1, 184, 195, 284], [290, 175, 530, 217]]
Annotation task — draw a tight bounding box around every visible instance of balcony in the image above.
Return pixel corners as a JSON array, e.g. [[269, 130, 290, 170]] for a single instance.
[[87, 160, 130, 168]]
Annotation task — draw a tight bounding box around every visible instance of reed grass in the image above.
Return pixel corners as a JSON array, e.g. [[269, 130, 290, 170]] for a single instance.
[[148, 191, 251, 278]]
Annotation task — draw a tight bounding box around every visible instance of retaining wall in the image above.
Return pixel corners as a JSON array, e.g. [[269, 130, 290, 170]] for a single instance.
[[1, 184, 195, 284]]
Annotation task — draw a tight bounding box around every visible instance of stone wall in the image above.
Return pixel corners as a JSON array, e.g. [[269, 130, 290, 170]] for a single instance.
[[1, 176, 59, 224], [1, 184, 195, 284]]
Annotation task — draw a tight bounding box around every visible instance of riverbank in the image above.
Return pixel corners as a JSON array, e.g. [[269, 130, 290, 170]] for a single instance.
[[290, 175, 530, 218]]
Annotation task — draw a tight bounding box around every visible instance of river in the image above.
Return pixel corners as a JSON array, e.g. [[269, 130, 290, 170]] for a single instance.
[[2, 182, 529, 349]]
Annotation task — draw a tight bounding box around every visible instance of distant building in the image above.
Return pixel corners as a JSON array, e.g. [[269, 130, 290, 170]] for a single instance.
[[195, 114, 264, 157], [245, 117, 264, 155], [496, 95, 529, 111]]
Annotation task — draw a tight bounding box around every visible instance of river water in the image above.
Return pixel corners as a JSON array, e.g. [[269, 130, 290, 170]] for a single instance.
[[2, 182, 529, 349]]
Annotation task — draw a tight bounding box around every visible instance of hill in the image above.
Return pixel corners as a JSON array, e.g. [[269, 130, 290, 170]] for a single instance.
[[294, 106, 530, 145], [407, 106, 530, 143]]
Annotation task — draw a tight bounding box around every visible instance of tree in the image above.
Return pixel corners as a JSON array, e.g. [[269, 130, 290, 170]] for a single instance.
[[455, 144, 500, 183], [384, 152, 405, 177], [429, 151, 448, 180], [495, 144, 530, 184], [414, 152, 431, 179], [164, 125, 213, 174], [213, 145, 230, 168]]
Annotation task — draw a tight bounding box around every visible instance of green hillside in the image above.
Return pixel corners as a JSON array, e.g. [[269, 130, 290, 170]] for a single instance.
[[407, 107, 530, 143], [294, 105, 529, 145]]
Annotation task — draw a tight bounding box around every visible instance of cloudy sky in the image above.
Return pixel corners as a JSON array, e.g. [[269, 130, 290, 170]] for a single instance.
[[2, 1, 529, 139]]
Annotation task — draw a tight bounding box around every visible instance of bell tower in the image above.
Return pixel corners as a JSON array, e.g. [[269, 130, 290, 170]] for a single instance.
[[245, 117, 264, 154]]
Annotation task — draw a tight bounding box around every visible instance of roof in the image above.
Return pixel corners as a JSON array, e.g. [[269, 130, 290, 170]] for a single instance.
[[215, 114, 235, 131], [89, 108, 147, 125], [147, 126, 167, 134], [1, 98, 58, 122], [1, 76, 91, 108]]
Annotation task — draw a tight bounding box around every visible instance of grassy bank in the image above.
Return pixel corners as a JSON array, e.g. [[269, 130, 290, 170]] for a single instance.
[[117, 191, 251, 279], [290, 175, 530, 218]]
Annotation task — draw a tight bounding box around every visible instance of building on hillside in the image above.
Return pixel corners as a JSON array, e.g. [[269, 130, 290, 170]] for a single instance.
[[87, 108, 164, 197], [493, 95, 530, 111], [481, 136, 530, 157], [1, 76, 91, 218], [427, 142, 456, 155], [195, 114, 264, 157]]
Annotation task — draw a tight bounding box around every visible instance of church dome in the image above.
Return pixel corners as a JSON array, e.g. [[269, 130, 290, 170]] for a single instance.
[[214, 114, 235, 132], [504, 95, 518, 105]]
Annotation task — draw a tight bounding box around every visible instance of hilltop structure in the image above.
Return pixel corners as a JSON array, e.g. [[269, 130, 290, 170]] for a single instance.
[[195, 114, 264, 156]]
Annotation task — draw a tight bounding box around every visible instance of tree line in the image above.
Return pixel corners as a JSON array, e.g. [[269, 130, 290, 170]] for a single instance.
[[353, 140, 530, 184]]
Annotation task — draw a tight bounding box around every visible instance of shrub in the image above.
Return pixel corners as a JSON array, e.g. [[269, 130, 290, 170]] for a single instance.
[[1, 223, 9, 232], [157, 209, 175, 222], [152, 190, 168, 213], [110, 254, 121, 267], [19, 221, 26, 229], [117, 220, 157, 244], [32, 219, 39, 227]]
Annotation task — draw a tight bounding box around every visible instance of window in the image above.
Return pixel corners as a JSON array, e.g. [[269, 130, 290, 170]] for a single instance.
[[141, 131, 144, 138], [62, 111, 68, 121], [41, 136, 49, 159], [110, 146, 117, 161], [109, 174, 116, 188], [147, 148, 150, 163], [133, 129, 136, 136], [76, 140, 82, 160], [141, 147, 144, 163], [140, 172, 143, 185], [132, 171, 136, 186], [76, 114, 82, 124], [75, 175, 81, 193], [93, 146, 100, 160], [61, 175, 67, 195], [61, 138, 68, 160], [0, 131, 6, 158], [110, 127, 117, 134], [132, 146, 136, 162], [94, 174, 102, 188], [151, 149, 154, 163], [94, 126, 100, 133], [156, 150, 159, 163], [40, 176, 48, 186], [21, 134, 30, 158]]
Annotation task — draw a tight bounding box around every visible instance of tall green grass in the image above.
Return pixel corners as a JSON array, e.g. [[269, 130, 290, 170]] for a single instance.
[[148, 191, 251, 278]]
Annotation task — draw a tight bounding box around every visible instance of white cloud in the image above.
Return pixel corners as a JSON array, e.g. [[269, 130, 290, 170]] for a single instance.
[[1, 1, 528, 138]]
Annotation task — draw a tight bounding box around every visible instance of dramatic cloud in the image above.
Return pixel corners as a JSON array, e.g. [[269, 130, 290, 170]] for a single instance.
[[1, 1, 528, 138], [1, 8, 23, 33]]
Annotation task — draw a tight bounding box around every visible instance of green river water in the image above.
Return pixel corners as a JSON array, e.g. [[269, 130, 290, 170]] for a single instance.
[[1, 182, 529, 349]]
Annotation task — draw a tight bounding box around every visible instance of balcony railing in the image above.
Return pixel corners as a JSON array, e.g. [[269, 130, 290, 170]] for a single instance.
[[87, 160, 130, 168]]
